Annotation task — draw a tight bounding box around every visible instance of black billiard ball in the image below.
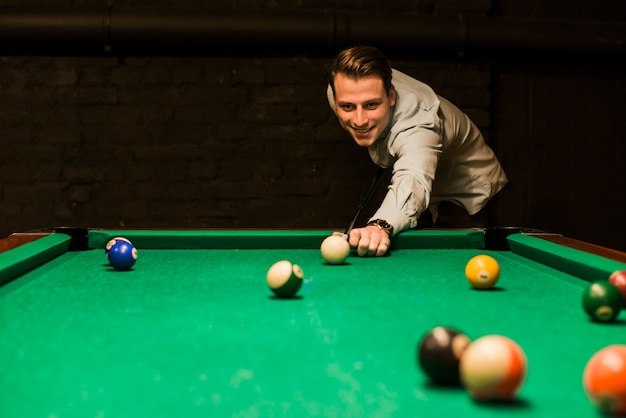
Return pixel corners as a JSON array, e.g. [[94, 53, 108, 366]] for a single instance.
[[417, 326, 471, 386]]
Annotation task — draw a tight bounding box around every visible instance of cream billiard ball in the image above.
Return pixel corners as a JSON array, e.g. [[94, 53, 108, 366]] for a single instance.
[[266, 260, 304, 298], [465, 255, 500, 289], [320, 235, 351, 264], [460, 335, 527, 401]]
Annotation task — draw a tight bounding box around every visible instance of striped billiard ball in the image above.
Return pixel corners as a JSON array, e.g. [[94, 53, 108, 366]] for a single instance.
[[460, 335, 527, 401]]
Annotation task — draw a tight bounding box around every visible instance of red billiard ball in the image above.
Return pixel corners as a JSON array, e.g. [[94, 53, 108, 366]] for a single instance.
[[582, 280, 623, 322], [583, 345, 626, 415], [107, 241, 138, 271], [459, 335, 527, 401], [465, 255, 500, 289], [417, 326, 471, 386], [608, 270, 626, 307]]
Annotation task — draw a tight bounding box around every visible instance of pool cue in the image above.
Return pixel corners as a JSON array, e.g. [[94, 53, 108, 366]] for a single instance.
[[343, 166, 385, 240]]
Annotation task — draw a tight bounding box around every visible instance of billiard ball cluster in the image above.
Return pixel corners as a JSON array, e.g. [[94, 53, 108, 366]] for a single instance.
[[105, 236, 138, 271], [416, 263, 626, 412], [417, 327, 527, 402], [98, 234, 625, 413]]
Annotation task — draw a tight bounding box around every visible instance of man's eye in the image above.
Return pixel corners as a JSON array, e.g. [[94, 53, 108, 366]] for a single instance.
[[340, 104, 355, 111], [365, 103, 379, 110]]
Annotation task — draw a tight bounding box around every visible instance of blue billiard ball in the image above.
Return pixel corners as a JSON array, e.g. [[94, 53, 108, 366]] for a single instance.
[[107, 241, 138, 271], [104, 236, 132, 255]]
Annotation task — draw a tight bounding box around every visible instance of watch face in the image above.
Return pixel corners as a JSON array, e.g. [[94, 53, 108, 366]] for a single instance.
[[370, 219, 393, 234]]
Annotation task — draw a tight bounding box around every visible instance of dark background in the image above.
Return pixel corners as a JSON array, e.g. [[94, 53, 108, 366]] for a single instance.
[[1, 0, 625, 251]]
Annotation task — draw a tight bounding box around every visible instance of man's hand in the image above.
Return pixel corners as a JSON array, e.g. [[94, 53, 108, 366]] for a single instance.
[[333, 225, 390, 257]]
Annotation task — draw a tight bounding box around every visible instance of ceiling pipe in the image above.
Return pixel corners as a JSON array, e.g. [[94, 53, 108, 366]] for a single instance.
[[0, 7, 624, 59]]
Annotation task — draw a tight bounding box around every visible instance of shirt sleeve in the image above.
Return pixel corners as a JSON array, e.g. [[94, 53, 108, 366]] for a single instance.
[[370, 125, 443, 235]]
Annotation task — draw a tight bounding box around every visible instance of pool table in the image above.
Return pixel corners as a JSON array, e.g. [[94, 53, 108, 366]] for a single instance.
[[1, 228, 625, 418]]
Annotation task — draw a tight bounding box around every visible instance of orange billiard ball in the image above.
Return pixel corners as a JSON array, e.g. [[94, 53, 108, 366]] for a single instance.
[[465, 255, 500, 289], [583, 345, 626, 415], [460, 335, 527, 401]]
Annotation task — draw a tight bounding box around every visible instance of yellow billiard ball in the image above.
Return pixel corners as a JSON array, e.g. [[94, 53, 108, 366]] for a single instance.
[[465, 255, 500, 289]]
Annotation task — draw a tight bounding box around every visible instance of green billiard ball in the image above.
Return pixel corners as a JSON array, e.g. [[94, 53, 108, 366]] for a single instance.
[[582, 280, 623, 322], [266, 260, 304, 298]]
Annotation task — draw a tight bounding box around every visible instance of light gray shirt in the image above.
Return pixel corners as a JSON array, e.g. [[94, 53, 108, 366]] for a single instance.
[[327, 69, 508, 234]]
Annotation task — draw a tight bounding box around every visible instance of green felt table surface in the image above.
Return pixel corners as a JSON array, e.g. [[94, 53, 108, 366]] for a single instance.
[[0, 229, 625, 418]]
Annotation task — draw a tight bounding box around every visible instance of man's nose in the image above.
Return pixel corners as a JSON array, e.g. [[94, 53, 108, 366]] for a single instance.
[[353, 107, 368, 126]]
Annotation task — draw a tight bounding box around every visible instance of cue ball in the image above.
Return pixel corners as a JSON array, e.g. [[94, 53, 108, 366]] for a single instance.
[[583, 345, 626, 416], [105, 236, 132, 255], [465, 255, 500, 289], [266, 260, 304, 298], [417, 326, 471, 386], [107, 241, 138, 271], [582, 280, 623, 322], [608, 270, 626, 307], [459, 335, 527, 401], [320, 235, 351, 264]]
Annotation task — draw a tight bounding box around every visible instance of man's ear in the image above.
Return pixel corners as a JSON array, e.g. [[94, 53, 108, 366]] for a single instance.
[[389, 84, 397, 106]]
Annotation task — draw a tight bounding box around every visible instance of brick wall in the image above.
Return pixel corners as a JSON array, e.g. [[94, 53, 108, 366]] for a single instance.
[[0, 1, 494, 236]]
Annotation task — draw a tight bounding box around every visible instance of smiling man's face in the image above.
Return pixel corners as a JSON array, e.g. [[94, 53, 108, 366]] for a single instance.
[[332, 73, 396, 148]]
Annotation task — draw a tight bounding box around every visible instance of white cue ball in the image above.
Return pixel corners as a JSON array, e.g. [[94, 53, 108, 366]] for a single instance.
[[320, 235, 351, 264], [266, 260, 304, 298]]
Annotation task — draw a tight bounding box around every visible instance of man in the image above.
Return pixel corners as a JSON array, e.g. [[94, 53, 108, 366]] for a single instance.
[[327, 45, 507, 257]]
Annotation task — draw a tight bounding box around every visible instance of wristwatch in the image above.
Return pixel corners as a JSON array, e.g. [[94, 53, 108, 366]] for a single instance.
[[367, 219, 394, 236]]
